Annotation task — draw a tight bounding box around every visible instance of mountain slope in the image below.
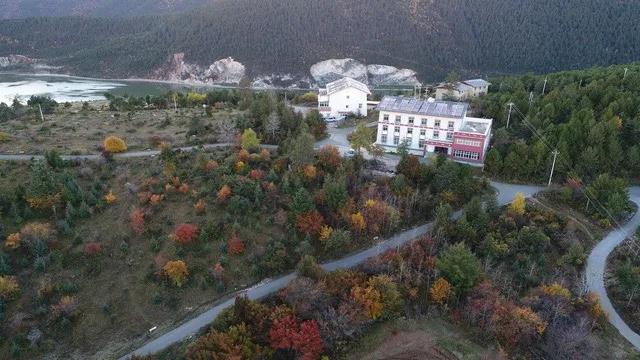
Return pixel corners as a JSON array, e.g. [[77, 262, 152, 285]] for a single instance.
[[0, 0, 212, 19], [0, 0, 639, 81]]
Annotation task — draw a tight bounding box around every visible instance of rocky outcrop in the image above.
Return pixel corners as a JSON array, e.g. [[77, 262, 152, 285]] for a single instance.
[[310, 59, 369, 85], [0, 54, 37, 68], [152, 53, 246, 84], [310, 58, 421, 87], [367, 65, 421, 87], [204, 58, 246, 84]]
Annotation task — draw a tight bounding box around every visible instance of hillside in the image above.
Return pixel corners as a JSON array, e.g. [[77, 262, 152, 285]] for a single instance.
[[0, 0, 639, 81], [0, 0, 212, 19]]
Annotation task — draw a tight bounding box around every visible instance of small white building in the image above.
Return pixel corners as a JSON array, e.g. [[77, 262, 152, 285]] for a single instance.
[[375, 96, 493, 166], [318, 77, 370, 117], [435, 79, 491, 101]]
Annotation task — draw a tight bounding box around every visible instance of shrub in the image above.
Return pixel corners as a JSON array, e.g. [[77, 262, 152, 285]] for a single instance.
[[4, 233, 20, 250], [295, 211, 324, 237], [218, 185, 232, 202], [194, 199, 206, 215], [227, 233, 246, 255], [0, 276, 20, 300], [83, 242, 102, 256], [163, 260, 189, 287], [50, 296, 78, 321], [103, 136, 128, 153], [103, 190, 117, 204], [0, 132, 10, 142], [172, 224, 199, 245], [130, 208, 145, 236], [296, 255, 324, 280]]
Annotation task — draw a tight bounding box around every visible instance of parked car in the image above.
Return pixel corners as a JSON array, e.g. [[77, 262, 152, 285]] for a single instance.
[[324, 115, 346, 123]]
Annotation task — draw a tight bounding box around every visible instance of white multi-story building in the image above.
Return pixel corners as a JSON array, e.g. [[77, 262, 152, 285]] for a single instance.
[[375, 96, 493, 166], [318, 77, 370, 117], [435, 79, 491, 101]]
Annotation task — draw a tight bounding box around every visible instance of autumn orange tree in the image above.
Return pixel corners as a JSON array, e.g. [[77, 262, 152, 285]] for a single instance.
[[172, 223, 199, 245], [130, 208, 145, 236], [295, 211, 324, 237], [103, 136, 128, 153], [217, 184, 232, 202], [163, 260, 189, 287], [429, 277, 452, 304]]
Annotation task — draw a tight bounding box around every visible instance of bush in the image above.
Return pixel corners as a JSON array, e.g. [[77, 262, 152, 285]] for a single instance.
[[163, 260, 189, 287], [0, 276, 19, 300], [103, 136, 128, 153], [172, 224, 199, 246]]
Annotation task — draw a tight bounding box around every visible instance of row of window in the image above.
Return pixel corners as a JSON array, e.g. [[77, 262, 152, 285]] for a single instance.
[[380, 134, 426, 148], [382, 114, 455, 130], [381, 125, 453, 140], [319, 101, 329, 107], [453, 150, 480, 160], [455, 139, 482, 147]]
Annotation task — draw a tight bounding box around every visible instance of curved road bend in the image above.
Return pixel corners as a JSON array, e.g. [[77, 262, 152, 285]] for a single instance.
[[120, 182, 543, 359], [586, 187, 640, 349]]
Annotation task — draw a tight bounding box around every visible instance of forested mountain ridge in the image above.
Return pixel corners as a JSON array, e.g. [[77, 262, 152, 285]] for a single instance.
[[0, 0, 212, 19], [0, 0, 639, 81]]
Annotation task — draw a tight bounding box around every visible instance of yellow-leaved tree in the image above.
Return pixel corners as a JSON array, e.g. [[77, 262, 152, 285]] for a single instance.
[[163, 260, 189, 287], [103, 136, 127, 153], [510, 192, 526, 215]]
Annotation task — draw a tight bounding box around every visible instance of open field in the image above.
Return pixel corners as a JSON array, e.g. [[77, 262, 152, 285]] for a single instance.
[[0, 102, 242, 155]]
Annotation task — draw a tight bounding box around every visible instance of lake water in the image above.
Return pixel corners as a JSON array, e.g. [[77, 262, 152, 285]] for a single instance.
[[0, 73, 213, 105]]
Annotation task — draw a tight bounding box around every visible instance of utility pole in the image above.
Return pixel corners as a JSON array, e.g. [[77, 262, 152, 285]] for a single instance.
[[506, 102, 514, 128], [529, 91, 534, 106], [542, 76, 548, 95], [173, 95, 177, 112], [38, 104, 44, 122], [548, 150, 559, 187], [624, 67, 629, 81]]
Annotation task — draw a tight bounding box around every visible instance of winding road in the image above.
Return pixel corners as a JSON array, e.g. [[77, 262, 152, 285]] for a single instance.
[[118, 182, 543, 359], [3, 133, 640, 356], [585, 187, 640, 349]]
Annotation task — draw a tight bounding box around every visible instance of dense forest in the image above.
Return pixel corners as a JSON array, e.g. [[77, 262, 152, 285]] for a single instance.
[[1, 0, 639, 80], [476, 62, 640, 186], [0, 0, 211, 19]]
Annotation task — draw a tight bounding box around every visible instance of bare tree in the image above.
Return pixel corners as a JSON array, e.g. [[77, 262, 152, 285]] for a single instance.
[[265, 111, 280, 141], [216, 120, 237, 143]]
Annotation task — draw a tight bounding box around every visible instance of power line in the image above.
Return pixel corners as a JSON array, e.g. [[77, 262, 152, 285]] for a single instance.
[[508, 104, 626, 230]]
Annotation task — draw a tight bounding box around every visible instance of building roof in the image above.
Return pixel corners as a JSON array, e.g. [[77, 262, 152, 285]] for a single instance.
[[458, 117, 492, 135], [377, 96, 468, 119], [462, 79, 491, 88], [325, 77, 371, 96]]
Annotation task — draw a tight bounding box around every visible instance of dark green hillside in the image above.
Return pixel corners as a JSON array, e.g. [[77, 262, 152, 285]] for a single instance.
[[1, 0, 639, 80]]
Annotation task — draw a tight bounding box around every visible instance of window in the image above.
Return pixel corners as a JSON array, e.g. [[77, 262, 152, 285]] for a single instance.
[[395, 115, 401, 124], [383, 114, 389, 122], [421, 118, 427, 126], [420, 129, 426, 136], [407, 128, 413, 135], [419, 139, 426, 148], [446, 132, 453, 141], [408, 117, 414, 125], [434, 120, 441, 128], [456, 139, 482, 147], [394, 126, 400, 133], [393, 136, 400, 145], [453, 150, 480, 160], [359, 103, 363, 109], [381, 134, 387, 143], [345, 105, 349, 109], [433, 130, 440, 139], [382, 125, 388, 132], [448, 121, 455, 130], [346, 95, 350, 99], [319, 101, 329, 107]]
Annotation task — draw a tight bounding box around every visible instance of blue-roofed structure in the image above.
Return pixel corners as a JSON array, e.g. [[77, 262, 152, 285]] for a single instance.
[[377, 96, 468, 119]]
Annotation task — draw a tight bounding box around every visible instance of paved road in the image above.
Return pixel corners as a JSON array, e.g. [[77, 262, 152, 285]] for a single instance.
[[0, 143, 279, 162], [119, 181, 543, 359], [586, 187, 640, 350]]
